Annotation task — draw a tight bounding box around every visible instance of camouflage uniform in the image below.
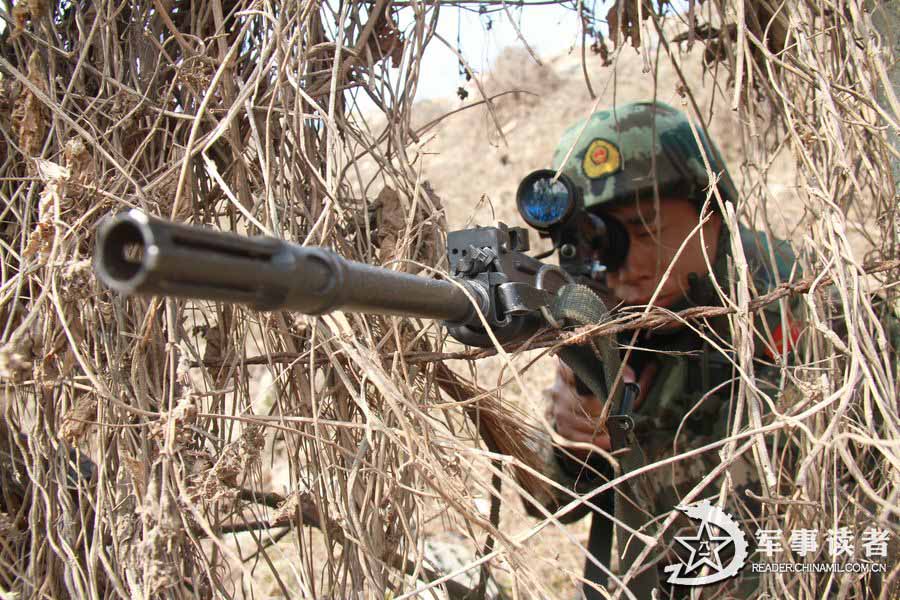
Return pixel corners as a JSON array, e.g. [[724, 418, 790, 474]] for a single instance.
[[523, 102, 805, 599], [527, 224, 801, 599]]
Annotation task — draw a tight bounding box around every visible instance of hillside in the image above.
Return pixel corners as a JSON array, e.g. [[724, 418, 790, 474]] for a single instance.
[[413, 44, 784, 230]]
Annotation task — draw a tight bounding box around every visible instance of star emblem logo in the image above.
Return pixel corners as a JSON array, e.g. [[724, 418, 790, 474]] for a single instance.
[[590, 146, 608, 164], [676, 517, 732, 575], [663, 500, 750, 586]]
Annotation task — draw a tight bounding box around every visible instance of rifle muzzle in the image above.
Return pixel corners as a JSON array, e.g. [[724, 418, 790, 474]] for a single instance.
[[94, 209, 477, 322]]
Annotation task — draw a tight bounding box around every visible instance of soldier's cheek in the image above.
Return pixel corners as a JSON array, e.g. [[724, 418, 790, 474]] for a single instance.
[[654, 250, 695, 291], [634, 250, 653, 271]]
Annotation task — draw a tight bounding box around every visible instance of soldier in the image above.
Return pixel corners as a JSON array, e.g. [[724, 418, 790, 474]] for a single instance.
[[524, 101, 803, 599]]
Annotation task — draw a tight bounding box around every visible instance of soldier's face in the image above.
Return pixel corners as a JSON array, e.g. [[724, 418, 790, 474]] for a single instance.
[[599, 198, 722, 307]]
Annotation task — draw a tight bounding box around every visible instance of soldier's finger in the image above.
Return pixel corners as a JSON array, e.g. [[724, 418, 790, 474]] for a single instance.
[[555, 412, 605, 437], [590, 433, 612, 451], [554, 423, 595, 445], [554, 415, 612, 451], [568, 391, 605, 418], [552, 389, 595, 421]]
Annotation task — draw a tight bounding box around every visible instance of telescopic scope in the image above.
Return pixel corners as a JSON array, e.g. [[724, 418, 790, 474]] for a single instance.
[[515, 170, 630, 272]]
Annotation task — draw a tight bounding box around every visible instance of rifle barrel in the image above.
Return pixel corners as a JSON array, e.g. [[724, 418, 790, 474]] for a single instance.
[[94, 209, 476, 323]]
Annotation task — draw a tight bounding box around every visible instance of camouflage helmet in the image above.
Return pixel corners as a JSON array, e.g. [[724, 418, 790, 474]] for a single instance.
[[550, 101, 738, 212]]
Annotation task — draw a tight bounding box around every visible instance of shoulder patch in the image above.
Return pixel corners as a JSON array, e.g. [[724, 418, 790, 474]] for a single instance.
[[582, 139, 621, 179]]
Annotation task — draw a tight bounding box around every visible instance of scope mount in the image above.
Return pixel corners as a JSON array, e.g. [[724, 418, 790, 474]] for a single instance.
[[443, 223, 572, 347]]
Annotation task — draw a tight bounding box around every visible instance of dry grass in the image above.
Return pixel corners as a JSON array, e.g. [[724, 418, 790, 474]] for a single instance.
[[0, 1, 896, 599]]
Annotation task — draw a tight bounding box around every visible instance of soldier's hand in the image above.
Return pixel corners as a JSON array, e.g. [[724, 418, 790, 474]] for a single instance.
[[546, 360, 637, 455]]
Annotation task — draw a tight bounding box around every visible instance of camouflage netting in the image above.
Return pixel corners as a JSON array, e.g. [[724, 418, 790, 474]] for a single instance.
[[0, 0, 896, 598]]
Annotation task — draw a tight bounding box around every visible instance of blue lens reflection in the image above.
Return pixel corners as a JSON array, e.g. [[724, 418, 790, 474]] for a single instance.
[[520, 177, 571, 227]]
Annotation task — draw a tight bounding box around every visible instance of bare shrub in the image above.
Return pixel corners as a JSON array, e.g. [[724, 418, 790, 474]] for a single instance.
[[0, 1, 895, 599]]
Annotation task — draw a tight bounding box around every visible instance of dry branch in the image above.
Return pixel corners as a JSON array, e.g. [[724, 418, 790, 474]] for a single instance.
[[0, 1, 896, 599]]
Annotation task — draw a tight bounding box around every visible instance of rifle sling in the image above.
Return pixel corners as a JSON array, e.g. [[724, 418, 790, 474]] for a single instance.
[[551, 284, 661, 599]]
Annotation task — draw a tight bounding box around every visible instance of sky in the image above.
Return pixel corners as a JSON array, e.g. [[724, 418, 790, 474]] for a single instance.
[[399, 2, 585, 100], [340, 1, 592, 113], [345, 0, 691, 108]]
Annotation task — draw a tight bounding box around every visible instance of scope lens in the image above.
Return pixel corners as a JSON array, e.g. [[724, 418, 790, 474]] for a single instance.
[[516, 170, 576, 230]]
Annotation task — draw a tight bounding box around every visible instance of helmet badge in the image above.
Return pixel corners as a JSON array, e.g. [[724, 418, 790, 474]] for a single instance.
[[582, 139, 621, 179]]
